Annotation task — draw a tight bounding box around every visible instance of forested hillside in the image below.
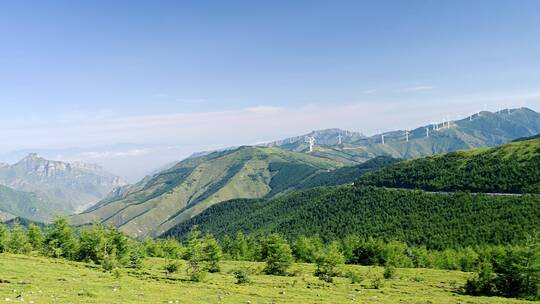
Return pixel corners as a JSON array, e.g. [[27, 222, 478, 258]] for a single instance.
[[357, 137, 540, 193], [293, 156, 400, 190], [71, 146, 343, 238], [164, 138, 540, 249], [163, 186, 540, 249]]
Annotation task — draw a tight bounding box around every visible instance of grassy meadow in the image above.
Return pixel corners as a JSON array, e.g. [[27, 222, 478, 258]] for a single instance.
[[0, 253, 534, 304]]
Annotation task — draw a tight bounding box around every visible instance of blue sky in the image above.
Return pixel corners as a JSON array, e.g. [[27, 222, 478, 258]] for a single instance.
[[1, 1, 539, 179]]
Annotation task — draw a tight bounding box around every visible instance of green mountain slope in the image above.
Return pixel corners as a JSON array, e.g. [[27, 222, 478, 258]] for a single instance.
[[0, 184, 70, 222], [357, 137, 540, 193], [71, 146, 343, 238], [270, 107, 540, 163], [293, 155, 400, 190], [164, 138, 540, 249], [163, 186, 540, 249]]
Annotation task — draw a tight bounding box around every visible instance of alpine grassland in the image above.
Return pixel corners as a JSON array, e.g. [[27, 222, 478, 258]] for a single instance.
[[0, 253, 533, 304]]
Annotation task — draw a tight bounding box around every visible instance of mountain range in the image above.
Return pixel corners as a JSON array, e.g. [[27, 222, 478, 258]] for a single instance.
[[163, 136, 540, 249], [71, 107, 540, 239], [271, 107, 540, 164], [0, 154, 125, 221]]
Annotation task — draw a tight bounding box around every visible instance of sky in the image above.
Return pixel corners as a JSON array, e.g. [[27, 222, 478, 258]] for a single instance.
[[1, 0, 539, 181]]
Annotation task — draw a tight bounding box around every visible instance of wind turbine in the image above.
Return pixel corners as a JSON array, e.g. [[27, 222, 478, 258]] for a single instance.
[[337, 134, 343, 145], [381, 133, 385, 145], [425, 127, 429, 138], [305, 136, 315, 152], [405, 130, 410, 142]]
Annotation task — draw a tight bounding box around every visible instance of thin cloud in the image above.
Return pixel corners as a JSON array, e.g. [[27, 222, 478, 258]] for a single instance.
[[0, 95, 538, 181], [81, 149, 148, 159], [402, 85, 435, 92], [245, 106, 282, 113], [0, 94, 538, 153]]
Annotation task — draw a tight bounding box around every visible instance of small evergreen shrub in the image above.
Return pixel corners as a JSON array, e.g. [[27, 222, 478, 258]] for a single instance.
[[233, 270, 251, 284]]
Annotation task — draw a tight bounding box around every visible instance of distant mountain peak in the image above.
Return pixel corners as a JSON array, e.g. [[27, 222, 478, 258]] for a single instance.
[[0, 153, 127, 217], [15, 153, 112, 175], [21, 152, 41, 161]]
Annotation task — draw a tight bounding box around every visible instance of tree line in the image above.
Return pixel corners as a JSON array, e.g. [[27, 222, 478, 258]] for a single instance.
[[0, 219, 538, 299], [163, 186, 540, 250]]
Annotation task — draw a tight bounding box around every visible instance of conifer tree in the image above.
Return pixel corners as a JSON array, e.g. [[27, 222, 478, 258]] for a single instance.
[[185, 227, 206, 281], [203, 234, 222, 273], [27, 224, 44, 252], [0, 224, 10, 253], [263, 234, 293, 276], [315, 241, 344, 282], [8, 224, 30, 254], [44, 217, 78, 259]]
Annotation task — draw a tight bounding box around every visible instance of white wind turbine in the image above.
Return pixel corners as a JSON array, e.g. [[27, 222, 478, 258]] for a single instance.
[[337, 134, 344, 145], [305, 136, 316, 152]]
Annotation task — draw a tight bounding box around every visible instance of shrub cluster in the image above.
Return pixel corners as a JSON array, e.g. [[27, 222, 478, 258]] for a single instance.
[[1, 219, 537, 300]]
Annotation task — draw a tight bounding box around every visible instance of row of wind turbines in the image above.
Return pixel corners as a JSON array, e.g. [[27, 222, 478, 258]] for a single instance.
[[304, 107, 517, 153]]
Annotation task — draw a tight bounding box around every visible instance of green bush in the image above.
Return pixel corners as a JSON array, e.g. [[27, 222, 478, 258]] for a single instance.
[[189, 270, 206, 282], [101, 253, 117, 272], [129, 243, 145, 269], [383, 264, 396, 279], [371, 276, 384, 289], [464, 261, 496, 296], [164, 260, 180, 277], [346, 271, 362, 284], [464, 240, 540, 300], [233, 270, 251, 284]]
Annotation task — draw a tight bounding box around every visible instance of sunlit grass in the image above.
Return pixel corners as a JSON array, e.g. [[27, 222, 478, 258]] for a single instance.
[[0, 253, 532, 303]]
